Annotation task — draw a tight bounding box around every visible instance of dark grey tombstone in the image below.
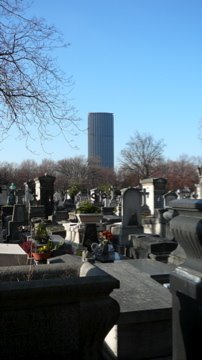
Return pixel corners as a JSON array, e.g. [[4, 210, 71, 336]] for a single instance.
[[169, 199, 202, 360], [121, 187, 142, 227], [7, 204, 28, 241]]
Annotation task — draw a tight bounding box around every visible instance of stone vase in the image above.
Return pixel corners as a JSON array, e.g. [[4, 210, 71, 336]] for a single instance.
[[169, 199, 202, 360]]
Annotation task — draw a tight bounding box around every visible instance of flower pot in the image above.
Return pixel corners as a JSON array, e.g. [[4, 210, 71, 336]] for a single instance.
[[32, 252, 51, 261]]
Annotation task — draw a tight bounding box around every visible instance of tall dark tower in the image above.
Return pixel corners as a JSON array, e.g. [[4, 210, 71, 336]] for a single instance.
[[88, 112, 114, 169]]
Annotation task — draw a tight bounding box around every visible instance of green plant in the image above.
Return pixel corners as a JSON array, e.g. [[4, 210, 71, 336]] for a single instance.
[[34, 222, 50, 243], [34, 241, 54, 254], [76, 200, 101, 214]]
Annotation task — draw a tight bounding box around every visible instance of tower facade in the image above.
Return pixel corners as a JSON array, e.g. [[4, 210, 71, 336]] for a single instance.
[[88, 112, 114, 169]]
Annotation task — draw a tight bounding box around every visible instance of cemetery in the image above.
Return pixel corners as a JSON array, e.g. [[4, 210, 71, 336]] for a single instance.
[[0, 173, 202, 359]]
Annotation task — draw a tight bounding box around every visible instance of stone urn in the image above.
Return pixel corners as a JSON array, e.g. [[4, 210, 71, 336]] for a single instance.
[[169, 199, 202, 271], [169, 199, 202, 360]]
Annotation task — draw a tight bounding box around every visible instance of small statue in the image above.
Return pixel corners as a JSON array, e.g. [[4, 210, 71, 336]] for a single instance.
[[7, 183, 16, 205]]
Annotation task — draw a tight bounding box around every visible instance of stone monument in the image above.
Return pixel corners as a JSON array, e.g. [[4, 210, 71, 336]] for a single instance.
[[118, 187, 143, 247]]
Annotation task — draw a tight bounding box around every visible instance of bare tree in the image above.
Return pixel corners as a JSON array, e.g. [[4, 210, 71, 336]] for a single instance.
[[0, 0, 80, 152], [56, 156, 89, 189], [15, 159, 39, 187], [119, 131, 165, 180], [163, 155, 198, 192]]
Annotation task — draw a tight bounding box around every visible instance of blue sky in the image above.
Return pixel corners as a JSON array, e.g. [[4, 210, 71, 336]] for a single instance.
[[1, 0, 202, 166]]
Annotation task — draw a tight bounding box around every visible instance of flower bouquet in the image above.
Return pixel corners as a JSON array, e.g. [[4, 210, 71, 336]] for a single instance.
[[91, 230, 114, 256]]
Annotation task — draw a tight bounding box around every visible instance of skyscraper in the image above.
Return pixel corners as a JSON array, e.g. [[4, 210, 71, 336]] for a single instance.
[[88, 112, 114, 169]]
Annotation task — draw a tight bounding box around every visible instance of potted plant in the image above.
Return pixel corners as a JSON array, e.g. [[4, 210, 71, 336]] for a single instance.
[[21, 237, 66, 261], [76, 200, 103, 223], [34, 222, 50, 244], [31, 240, 53, 261]]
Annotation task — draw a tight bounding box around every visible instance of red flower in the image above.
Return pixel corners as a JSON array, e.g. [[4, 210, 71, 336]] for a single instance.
[[98, 230, 113, 241], [20, 241, 35, 256]]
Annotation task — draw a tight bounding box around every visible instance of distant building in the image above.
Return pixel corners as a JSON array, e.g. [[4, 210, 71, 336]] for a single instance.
[[88, 112, 114, 169]]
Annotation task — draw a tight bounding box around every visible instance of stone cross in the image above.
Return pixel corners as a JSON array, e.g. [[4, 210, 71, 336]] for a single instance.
[[141, 188, 149, 206]]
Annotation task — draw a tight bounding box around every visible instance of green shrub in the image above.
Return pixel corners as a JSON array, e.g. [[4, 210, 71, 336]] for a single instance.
[[76, 200, 101, 214]]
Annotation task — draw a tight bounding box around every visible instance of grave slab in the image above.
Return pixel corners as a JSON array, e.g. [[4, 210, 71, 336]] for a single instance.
[[96, 260, 172, 360]]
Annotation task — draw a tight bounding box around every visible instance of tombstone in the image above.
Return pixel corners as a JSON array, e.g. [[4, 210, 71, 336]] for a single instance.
[[34, 174, 55, 218], [118, 187, 143, 247], [6, 204, 28, 242]]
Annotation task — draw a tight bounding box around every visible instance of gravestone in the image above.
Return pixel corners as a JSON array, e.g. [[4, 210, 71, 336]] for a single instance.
[[7, 204, 28, 242], [118, 187, 143, 247]]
